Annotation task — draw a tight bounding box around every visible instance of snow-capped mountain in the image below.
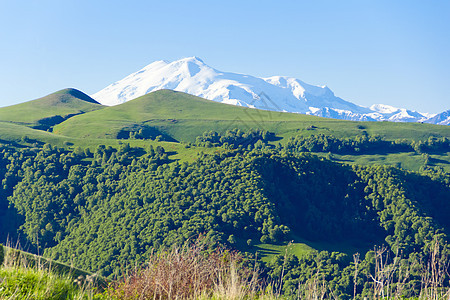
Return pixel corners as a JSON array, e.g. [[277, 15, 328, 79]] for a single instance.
[[92, 57, 443, 124], [367, 104, 432, 122], [424, 110, 450, 125]]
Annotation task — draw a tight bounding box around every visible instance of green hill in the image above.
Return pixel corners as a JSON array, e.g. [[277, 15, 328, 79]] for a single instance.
[[0, 89, 448, 172], [0, 88, 104, 130], [53, 89, 450, 142]]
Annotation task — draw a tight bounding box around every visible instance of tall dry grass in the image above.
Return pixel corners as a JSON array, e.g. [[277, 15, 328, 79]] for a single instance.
[[418, 239, 450, 300], [104, 237, 450, 300], [1, 237, 449, 299], [104, 239, 263, 300], [365, 239, 450, 300], [271, 238, 450, 300]]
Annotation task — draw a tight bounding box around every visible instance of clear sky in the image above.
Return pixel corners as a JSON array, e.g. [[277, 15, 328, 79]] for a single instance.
[[1, 0, 449, 114]]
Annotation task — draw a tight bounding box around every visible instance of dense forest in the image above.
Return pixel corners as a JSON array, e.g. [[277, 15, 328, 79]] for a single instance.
[[195, 129, 450, 154], [0, 131, 449, 298]]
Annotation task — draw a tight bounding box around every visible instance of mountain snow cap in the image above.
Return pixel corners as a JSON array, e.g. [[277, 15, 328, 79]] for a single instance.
[[91, 57, 446, 124]]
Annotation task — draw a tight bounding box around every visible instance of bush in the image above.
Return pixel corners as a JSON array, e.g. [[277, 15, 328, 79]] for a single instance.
[[103, 239, 262, 299]]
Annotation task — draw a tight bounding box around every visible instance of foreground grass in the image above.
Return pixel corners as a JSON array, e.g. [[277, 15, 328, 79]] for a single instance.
[[0, 265, 86, 299], [2, 240, 450, 299], [0, 241, 274, 300], [0, 244, 101, 299]]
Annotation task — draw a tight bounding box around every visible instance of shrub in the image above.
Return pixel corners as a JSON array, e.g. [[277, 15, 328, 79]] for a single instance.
[[104, 239, 261, 299]]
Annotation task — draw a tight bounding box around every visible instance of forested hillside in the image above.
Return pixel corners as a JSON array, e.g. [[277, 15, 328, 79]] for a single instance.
[[0, 131, 449, 297]]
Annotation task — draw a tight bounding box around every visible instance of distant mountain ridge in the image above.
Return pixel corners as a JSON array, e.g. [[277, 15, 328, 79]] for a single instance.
[[92, 57, 447, 124], [424, 110, 450, 125]]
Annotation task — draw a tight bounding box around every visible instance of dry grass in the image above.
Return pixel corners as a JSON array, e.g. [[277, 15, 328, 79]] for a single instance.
[[269, 238, 450, 300], [104, 239, 263, 300], [360, 238, 450, 300], [1, 238, 449, 299], [295, 273, 334, 300], [103, 237, 450, 299], [371, 239, 450, 300], [418, 239, 450, 300]]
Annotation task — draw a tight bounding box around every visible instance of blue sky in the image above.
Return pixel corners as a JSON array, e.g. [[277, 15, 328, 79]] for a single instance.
[[0, 0, 449, 113]]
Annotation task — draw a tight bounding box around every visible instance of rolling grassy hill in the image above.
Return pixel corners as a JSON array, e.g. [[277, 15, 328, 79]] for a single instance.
[[1, 88, 449, 171], [0, 88, 104, 129], [53, 89, 450, 142], [2, 88, 449, 147]]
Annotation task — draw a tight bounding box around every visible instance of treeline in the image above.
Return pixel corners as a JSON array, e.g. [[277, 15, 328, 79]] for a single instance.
[[284, 134, 450, 155], [0, 133, 449, 297], [194, 129, 449, 156], [194, 128, 275, 149]]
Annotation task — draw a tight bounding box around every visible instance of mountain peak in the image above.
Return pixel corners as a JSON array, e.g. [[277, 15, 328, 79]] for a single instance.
[[167, 57, 207, 78], [181, 56, 204, 63], [424, 109, 450, 125], [370, 104, 399, 114], [57, 88, 101, 104], [91, 57, 446, 124]]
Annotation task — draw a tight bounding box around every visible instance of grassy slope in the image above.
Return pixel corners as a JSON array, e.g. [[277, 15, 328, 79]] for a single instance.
[[2, 245, 94, 279], [1, 88, 449, 169], [0, 245, 104, 299], [319, 151, 450, 173], [50, 89, 450, 172], [2, 88, 449, 152], [0, 88, 104, 126], [0, 121, 217, 164], [0, 122, 62, 143], [53, 89, 450, 142], [246, 236, 373, 264]]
